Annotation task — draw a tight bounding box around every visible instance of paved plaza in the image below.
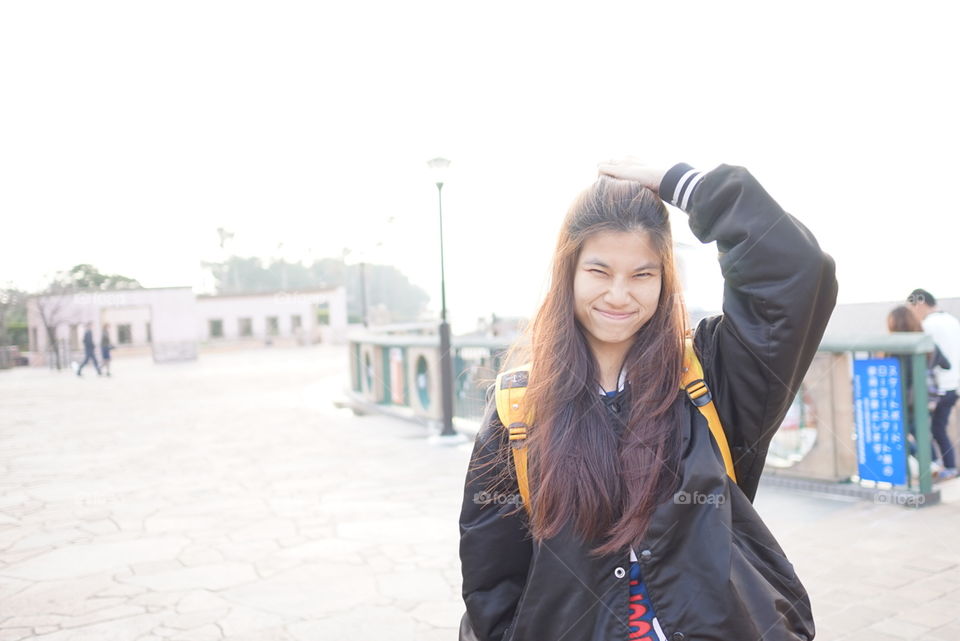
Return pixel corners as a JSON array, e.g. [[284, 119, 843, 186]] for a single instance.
[[1, 345, 958, 640]]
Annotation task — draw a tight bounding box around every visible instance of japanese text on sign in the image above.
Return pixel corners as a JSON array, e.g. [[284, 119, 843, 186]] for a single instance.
[[853, 358, 907, 485]]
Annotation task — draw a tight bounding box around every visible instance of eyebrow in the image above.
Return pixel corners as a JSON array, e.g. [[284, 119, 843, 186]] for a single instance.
[[583, 258, 660, 271]]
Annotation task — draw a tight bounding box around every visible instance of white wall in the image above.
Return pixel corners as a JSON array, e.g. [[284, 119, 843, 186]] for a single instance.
[[146, 289, 199, 361], [101, 305, 151, 346], [26, 286, 349, 366], [197, 287, 348, 344], [27, 288, 198, 363]]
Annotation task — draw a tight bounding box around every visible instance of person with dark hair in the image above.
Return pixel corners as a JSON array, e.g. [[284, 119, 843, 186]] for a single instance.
[[458, 160, 837, 641], [906, 289, 960, 480], [76, 322, 101, 377], [907, 288, 937, 308], [887, 305, 950, 469], [100, 323, 114, 377]]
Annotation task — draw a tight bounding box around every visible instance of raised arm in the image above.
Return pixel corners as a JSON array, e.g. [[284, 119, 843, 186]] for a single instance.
[[666, 163, 837, 500], [600, 160, 838, 501]]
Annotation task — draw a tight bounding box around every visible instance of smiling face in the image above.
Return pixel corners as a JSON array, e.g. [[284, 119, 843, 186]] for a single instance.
[[572, 229, 663, 358]]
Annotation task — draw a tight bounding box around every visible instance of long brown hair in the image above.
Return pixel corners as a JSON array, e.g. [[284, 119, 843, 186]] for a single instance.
[[888, 305, 922, 333], [494, 175, 688, 556]]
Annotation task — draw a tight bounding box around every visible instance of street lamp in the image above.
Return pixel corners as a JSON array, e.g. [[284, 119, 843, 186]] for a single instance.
[[427, 157, 457, 438], [340, 248, 369, 329]]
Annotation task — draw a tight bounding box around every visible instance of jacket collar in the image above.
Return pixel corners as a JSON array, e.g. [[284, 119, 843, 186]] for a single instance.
[[597, 366, 627, 396]]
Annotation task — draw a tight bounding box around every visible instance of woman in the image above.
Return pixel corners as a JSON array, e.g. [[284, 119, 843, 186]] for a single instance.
[[100, 323, 114, 377], [887, 305, 952, 477], [458, 161, 837, 641]]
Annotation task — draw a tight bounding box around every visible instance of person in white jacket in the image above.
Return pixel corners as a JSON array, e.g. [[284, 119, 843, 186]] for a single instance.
[[908, 288, 960, 480]]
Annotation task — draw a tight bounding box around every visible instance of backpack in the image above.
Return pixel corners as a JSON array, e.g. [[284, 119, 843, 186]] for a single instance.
[[494, 338, 737, 512]]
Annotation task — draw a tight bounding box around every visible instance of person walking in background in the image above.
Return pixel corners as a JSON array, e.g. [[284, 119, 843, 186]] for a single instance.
[[887, 305, 950, 475], [907, 289, 960, 480], [100, 323, 114, 377], [76, 322, 101, 377]]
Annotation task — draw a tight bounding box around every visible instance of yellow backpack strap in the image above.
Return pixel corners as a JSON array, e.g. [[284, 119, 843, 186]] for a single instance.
[[495, 363, 533, 513], [682, 338, 738, 483]]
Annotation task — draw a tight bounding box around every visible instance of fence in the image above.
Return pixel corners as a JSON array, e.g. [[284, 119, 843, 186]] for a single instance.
[[347, 331, 947, 505]]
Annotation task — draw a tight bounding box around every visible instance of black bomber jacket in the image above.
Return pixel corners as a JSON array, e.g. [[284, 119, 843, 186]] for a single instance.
[[458, 164, 839, 641]]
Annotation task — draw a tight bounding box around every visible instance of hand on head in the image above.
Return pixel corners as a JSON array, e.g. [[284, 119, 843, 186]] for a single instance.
[[597, 158, 666, 194]]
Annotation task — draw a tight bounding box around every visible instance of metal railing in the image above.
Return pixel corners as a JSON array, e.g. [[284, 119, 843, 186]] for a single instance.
[[0, 346, 18, 369], [347, 331, 944, 504], [818, 333, 938, 497], [346, 332, 512, 425]]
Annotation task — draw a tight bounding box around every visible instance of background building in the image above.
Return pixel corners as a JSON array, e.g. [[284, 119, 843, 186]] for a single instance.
[[825, 297, 960, 337], [26, 286, 347, 366], [196, 288, 347, 346], [27, 287, 198, 365]]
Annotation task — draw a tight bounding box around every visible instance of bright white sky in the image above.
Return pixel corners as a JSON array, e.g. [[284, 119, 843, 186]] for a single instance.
[[3, 1, 958, 333]]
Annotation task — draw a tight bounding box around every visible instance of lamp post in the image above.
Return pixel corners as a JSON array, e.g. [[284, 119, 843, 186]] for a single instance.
[[341, 247, 369, 329], [359, 259, 369, 329], [427, 157, 457, 438]]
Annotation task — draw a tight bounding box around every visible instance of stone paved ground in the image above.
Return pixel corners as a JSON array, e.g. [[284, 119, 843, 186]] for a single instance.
[[0, 345, 958, 641]]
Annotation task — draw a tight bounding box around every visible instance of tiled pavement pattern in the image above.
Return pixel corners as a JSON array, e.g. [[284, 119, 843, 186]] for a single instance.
[[0, 345, 958, 641]]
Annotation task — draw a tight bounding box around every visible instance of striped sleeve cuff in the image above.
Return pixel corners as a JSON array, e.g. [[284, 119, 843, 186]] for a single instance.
[[659, 163, 706, 211]]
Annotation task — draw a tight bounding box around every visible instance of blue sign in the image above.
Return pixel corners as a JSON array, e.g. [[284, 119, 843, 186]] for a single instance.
[[853, 358, 907, 485]]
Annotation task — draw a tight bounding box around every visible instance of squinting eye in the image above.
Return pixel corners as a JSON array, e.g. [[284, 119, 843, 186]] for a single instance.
[[634, 273, 652, 278], [589, 269, 606, 275]]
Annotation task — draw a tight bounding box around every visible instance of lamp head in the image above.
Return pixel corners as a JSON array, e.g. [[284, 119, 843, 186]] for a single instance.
[[427, 157, 451, 188]]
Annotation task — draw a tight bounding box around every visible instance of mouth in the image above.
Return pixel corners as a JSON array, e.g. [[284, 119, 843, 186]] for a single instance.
[[595, 309, 635, 321]]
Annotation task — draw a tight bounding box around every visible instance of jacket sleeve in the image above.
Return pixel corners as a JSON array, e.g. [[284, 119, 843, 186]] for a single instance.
[[663, 164, 838, 502], [458, 400, 533, 641]]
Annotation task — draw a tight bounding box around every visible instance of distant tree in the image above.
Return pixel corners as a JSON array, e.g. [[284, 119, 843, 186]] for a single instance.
[[31, 283, 74, 370], [203, 256, 274, 294], [0, 287, 27, 348], [52, 264, 142, 291], [356, 263, 428, 323], [32, 265, 142, 370], [204, 255, 429, 323]]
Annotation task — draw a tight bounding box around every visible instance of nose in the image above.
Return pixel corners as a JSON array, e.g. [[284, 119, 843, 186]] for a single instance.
[[603, 278, 631, 306]]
